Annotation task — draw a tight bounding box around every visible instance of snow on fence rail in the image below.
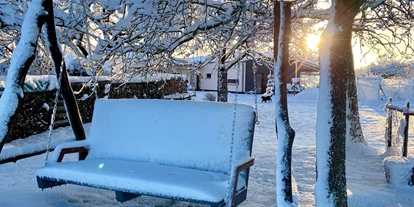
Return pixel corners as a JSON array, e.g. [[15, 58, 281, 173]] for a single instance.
[[384, 97, 413, 157]]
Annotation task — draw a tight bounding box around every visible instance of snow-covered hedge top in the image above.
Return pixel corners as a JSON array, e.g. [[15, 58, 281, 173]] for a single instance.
[[0, 74, 187, 91], [86, 99, 255, 174]]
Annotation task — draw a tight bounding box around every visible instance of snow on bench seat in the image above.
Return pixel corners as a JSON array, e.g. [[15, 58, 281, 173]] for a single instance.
[[36, 158, 246, 202], [36, 99, 256, 206]]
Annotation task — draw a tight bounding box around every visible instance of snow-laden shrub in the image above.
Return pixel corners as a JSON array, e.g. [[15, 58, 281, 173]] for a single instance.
[[203, 92, 216, 101], [67, 58, 92, 76], [357, 59, 414, 79]]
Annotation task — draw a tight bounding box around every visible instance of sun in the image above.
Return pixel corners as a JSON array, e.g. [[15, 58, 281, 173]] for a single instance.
[[306, 34, 320, 49]]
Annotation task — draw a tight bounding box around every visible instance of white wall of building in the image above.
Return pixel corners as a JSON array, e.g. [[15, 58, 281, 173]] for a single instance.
[[227, 63, 246, 93], [199, 63, 217, 91], [198, 62, 246, 92]]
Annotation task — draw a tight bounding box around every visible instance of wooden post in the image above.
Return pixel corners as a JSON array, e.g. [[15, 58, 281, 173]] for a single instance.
[[387, 97, 393, 148], [403, 101, 410, 157]]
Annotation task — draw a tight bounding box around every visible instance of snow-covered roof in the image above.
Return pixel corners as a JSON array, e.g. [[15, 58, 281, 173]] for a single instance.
[[187, 56, 215, 64], [291, 59, 319, 72]]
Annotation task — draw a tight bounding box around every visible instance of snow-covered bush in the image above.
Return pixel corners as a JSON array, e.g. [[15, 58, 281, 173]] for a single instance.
[[67, 58, 92, 76], [357, 59, 414, 79], [203, 92, 216, 101]]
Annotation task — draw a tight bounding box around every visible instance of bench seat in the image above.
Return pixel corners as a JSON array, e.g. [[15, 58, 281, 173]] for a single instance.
[[36, 99, 256, 206], [37, 158, 246, 203]]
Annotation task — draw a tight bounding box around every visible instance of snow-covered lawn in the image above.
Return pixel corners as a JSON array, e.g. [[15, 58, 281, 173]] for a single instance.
[[1, 89, 414, 206]]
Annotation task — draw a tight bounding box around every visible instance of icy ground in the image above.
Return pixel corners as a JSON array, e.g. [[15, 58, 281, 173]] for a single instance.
[[1, 89, 414, 207]]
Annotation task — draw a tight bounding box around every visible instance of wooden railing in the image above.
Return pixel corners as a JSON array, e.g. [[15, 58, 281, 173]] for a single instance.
[[384, 97, 413, 157]]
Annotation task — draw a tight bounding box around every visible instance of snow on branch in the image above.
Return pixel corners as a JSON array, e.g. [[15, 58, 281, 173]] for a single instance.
[[0, 0, 48, 150]]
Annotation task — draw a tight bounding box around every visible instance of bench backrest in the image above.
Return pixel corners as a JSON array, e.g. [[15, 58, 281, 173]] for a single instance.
[[87, 99, 255, 173], [86, 99, 255, 174]]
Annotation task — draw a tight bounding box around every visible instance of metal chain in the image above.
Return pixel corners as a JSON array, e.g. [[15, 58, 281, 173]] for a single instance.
[[252, 60, 260, 125], [226, 47, 243, 207], [218, 50, 222, 101], [250, 1, 260, 125], [44, 70, 65, 166], [44, 0, 74, 166], [230, 52, 242, 159], [225, 1, 247, 203]]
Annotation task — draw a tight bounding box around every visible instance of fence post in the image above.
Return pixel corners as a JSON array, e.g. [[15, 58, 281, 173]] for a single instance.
[[387, 97, 393, 148], [403, 101, 410, 157]]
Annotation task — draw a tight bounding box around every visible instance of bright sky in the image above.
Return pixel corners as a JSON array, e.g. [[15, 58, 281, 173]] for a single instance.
[[306, 34, 377, 69], [352, 42, 378, 69], [304, 0, 384, 69]]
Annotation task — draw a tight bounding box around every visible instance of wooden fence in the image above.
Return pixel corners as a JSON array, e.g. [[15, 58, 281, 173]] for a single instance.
[[384, 97, 413, 157]]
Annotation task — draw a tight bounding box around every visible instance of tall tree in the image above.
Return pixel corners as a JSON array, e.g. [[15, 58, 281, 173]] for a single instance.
[[315, 0, 364, 206], [275, 2, 296, 206], [293, 0, 414, 144], [42, 0, 87, 159], [346, 0, 414, 143], [217, 48, 228, 102], [0, 0, 47, 151], [347, 65, 365, 144], [0, 0, 86, 158]]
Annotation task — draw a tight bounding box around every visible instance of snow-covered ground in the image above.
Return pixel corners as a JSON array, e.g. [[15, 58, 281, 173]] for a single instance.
[[1, 89, 414, 206]]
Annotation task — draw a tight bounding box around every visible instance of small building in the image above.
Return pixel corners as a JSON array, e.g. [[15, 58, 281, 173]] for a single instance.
[[187, 57, 319, 93], [195, 61, 249, 93]]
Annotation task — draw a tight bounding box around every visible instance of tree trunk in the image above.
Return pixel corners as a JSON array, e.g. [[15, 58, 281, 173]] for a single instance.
[[347, 68, 365, 143], [217, 49, 228, 102], [0, 0, 87, 160], [275, 3, 296, 206], [315, 0, 363, 206], [0, 0, 48, 153], [43, 0, 87, 160]]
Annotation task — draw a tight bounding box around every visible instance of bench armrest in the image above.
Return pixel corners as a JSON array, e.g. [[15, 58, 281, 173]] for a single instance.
[[49, 140, 89, 163], [229, 157, 255, 206]]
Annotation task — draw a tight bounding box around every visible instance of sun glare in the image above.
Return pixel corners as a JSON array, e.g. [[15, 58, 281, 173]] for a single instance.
[[306, 34, 320, 49]]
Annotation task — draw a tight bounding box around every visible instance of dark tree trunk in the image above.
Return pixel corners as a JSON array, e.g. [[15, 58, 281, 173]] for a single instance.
[[76, 34, 89, 58], [316, 24, 348, 207], [275, 3, 296, 206], [43, 0, 87, 160], [217, 49, 228, 102], [0, 0, 48, 153], [347, 69, 365, 143], [0, 0, 87, 160], [315, 0, 363, 206]]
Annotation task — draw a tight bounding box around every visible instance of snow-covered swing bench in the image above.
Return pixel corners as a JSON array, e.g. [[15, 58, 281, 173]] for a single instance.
[[36, 99, 256, 206]]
